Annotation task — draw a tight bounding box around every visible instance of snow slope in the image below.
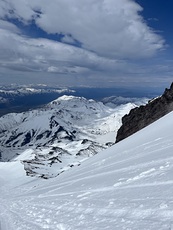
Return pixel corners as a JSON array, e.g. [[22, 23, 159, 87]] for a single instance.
[[1, 111, 173, 229]]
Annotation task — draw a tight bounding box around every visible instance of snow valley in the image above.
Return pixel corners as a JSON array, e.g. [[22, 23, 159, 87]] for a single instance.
[[0, 95, 173, 229]]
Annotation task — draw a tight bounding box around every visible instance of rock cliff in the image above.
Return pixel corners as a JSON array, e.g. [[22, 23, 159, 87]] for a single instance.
[[116, 83, 173, 143]]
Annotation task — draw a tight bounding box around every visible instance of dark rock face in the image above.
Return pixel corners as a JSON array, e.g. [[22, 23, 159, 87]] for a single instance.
[[116, 83, 173, 143]]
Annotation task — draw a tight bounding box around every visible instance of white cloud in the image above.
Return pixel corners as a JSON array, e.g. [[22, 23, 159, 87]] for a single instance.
[[0, 20, 20, 33], [61, 35, 77, 45], [0, 0, 165, 59], [0, 0, 171, 88], [47, 66, 89, 74], [0, 24, 123, 74]]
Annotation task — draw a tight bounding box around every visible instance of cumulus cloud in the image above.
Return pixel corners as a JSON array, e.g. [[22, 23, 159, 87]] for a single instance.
[[0, 20, 20, 34], [0, 0, 170, 88], [0, 22, 123, 75], [0, 0, 165, 59]]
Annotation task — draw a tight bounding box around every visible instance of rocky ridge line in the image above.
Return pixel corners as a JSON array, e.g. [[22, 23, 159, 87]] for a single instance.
[[116, 83, 173, 143]]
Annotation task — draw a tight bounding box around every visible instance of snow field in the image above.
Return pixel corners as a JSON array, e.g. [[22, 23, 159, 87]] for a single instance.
[[1, 112, 173, 229]]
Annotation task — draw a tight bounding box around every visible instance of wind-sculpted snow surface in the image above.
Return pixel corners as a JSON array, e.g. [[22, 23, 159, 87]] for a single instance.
[[1, 112, 173, 229]]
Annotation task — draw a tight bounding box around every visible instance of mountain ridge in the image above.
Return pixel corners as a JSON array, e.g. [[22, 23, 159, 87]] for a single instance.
[[116, 82, 173, 143], [0, 95, 137, 178]]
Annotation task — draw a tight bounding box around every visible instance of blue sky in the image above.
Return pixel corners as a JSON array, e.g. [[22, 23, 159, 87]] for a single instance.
[[0, 0, 172, 93], [137, 0, 173, 57]]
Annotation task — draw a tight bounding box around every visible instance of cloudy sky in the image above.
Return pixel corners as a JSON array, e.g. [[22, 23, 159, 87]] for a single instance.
[[0, 0, 172, 91]]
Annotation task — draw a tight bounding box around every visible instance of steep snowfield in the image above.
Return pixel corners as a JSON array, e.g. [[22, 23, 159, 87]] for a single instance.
[[1, 111, 173, 229]]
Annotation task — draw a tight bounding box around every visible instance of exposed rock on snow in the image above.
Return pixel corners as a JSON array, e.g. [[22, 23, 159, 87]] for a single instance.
[[22, 140, 107, 178], [116, 82, 173, 143]]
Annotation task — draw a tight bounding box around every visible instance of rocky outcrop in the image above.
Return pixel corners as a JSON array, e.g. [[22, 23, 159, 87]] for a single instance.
[[116, 83, 173, 143], [22, 140, 108, 179]]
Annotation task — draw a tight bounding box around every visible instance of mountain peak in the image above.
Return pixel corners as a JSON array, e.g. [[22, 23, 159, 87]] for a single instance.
[[54, 95, 80, 101], [49, 95, 93, 107]]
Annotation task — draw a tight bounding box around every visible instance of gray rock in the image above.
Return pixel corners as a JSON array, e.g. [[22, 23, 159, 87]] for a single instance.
[[116, 83, 173, 143]]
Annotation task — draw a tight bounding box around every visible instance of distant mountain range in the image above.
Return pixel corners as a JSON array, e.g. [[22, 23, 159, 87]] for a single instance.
[[0, 84, 149, 117], [0, 84, 75, 116]]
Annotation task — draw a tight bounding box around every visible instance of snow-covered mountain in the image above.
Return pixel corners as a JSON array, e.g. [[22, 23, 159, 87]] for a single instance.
[[0, 105, 173, 229], [0, 95, 137, 178], [101, 95, 148, 107], [0, 85, 74, 98], [0, 84, 76, 117]]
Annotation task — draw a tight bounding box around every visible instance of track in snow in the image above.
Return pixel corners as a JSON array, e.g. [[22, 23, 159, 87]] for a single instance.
[[1, 112, 173, 229]]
